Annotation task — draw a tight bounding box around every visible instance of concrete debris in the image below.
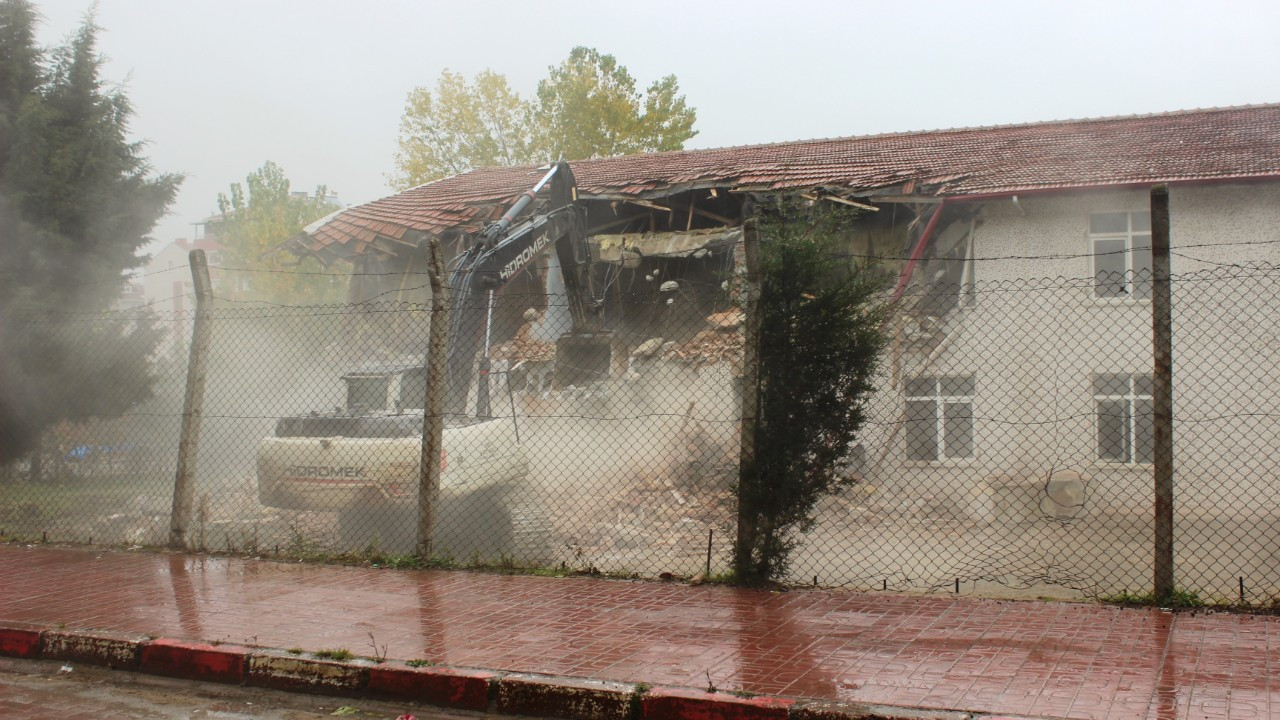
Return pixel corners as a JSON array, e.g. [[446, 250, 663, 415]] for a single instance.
[[491, 311, 556, 363], [705, 309, 744, 329], [630, 338, 665, 358], [662, 325, 743, 368]]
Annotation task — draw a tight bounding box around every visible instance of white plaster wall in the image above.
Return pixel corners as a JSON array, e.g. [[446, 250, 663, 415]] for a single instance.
[[862, 182, 1280, 523]]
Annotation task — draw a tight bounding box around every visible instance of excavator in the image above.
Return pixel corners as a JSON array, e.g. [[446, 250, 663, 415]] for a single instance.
[[444, 160, 613, 417], [256, 161, 613, 557]]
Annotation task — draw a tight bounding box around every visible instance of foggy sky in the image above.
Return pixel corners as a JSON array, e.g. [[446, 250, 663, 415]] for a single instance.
[[33, 0, 1280, 254]]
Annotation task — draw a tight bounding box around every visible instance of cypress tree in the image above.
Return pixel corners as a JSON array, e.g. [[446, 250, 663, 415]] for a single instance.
[[0, 4, 180, 467], [734, 199, 889, 582]]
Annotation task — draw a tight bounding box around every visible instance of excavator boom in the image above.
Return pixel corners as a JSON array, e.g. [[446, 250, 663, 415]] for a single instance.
[[444, 162, 612, 418]]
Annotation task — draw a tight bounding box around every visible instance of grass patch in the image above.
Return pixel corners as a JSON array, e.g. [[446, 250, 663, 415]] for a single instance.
[[405, 658, 433, 668], [313, 648, 354, 661], [1099, 587, 1206, 608], [0, 474, 164, 532]]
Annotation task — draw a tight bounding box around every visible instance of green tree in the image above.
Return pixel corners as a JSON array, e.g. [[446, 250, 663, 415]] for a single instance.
[[393, 69, 533, 188], [214, 161, 345, 304], [734, 201, 889, 583], [0, 0, 41, 169], [532, 47, 697, 162], [0, 5, 179, 466], [393, 47, 697, 188]]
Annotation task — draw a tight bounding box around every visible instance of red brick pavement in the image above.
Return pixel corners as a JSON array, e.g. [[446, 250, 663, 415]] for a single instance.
[[0, 545, 1276, 720]]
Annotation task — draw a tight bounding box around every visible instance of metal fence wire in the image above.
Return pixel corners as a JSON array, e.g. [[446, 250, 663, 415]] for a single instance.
[[2, 250, 1279, 604]]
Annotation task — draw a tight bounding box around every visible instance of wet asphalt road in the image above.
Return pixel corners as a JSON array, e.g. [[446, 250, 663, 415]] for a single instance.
[[0, 656, 486, 720]]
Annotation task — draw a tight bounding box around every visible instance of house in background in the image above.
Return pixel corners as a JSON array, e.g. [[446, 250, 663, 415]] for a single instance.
[[138, 226, 226, 356], [282, 103, 1280, 533]]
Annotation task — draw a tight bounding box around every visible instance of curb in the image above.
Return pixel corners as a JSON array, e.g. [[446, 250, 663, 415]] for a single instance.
[[368, 663, 496, 711], [141, 638, 251, 684], [0, 621, 995, 720], [498, 673, 635, 719], [642, 686, 794, 720]]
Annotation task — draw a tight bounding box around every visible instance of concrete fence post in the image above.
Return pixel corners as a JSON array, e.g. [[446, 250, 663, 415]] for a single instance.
[[169, 250, 213, 550], [417, 237, 450, 559], [1150, 185, 1175, 600], [734, 219, 762, 578]]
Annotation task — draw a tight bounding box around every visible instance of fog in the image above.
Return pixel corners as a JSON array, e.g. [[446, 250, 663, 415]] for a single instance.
[[30, 0, 1280, 250]]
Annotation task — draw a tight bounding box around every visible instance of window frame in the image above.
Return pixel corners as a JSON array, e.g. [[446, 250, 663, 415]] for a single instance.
[[1089, 211, 1153, 301], [904, 374, 976, 462], [1093, 372, 1154, 465]]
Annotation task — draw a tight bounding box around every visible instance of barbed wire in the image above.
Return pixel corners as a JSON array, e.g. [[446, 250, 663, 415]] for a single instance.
[[44, 408, 1280, 427], [15, 262, 1280, 324], [8, 234, 1277, 289]]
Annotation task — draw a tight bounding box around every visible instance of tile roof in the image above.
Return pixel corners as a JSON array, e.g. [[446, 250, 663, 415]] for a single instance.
[[299, 104, 1280, 259]]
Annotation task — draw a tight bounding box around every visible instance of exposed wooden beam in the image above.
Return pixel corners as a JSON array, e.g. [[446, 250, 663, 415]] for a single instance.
[[666, 202, 737, 226], [627, 198, 672, 212], [821, 195, 879, 212], [799, 193, 879, 212], [863, 195, 945, 204], [587, 214, 639, 236]]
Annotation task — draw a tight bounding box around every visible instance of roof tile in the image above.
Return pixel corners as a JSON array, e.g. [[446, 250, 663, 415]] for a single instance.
[[310, 104, 1280, 257]]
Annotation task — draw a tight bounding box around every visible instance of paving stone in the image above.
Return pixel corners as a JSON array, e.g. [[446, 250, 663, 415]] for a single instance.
[[1, 545, 1276, 720]]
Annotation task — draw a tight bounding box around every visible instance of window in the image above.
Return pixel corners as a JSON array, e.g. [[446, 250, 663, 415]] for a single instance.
[[399, 369, 427, 410], [1091, 211, 1152, 299], [1093, 373, 1153, 463], [905, 375, 975, 461], [346, 376, 390, 411]]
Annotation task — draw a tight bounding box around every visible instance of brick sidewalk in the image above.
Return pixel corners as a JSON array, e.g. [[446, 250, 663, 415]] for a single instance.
[[0, 545, 1275, 719]]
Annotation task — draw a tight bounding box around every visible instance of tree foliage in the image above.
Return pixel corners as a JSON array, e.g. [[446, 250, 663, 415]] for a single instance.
[[393, 47, 697, 188], [0, 3, 179, 466], [393, 70, 533, 186], [214, 161, 344, 304], [734, 201, 889, 583], [532, 47, 697, 162]]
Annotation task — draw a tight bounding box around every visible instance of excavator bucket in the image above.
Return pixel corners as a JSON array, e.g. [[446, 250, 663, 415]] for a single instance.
[[553, 331, 618, 389]]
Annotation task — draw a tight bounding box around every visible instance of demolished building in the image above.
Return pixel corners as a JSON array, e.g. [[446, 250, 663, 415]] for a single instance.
[[282, 104, 1280, 523]]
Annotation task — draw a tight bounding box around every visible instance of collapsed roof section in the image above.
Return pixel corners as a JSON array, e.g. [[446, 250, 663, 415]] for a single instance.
[[291, 103, 1280, 264]]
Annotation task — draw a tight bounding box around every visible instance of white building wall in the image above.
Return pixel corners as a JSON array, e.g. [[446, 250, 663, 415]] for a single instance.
[[863, 182, 1280, 522]]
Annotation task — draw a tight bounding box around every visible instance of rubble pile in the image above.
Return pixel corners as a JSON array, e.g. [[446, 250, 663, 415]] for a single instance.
[[591, 470, 734, 554], [491, 308, 555, 363], [662, 309, 744, 368]]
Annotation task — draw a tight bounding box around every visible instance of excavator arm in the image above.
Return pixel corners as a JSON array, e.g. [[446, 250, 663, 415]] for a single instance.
[[444, 162, 609, 418]]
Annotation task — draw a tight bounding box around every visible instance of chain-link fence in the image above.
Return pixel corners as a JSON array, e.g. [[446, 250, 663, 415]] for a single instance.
[[796, 263, 1280, 602], [3, 250, 1280, 605]]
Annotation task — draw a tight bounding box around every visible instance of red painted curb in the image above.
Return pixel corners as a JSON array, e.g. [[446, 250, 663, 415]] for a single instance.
[[139, 639, 250, 685], [0, 628, 980, 720], [497, 673, 635, 720], [368, 663, 496, 711], [246, 650, 371, 695], [642, 686, 794, 720], [0, 624, 44, 659], [41, 629, 147, 670]]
